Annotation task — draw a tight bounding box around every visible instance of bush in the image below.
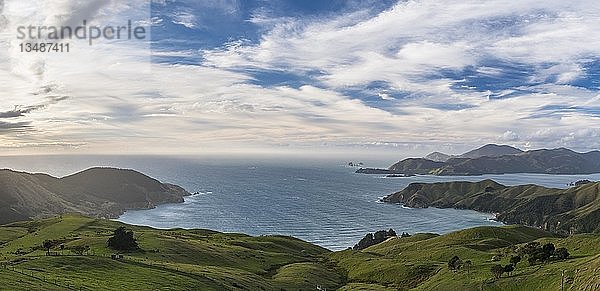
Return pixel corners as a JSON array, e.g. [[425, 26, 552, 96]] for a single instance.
[[72, 245, 90, 255], [491, 264, 504, 279], [503, 264, 514, 276], [555, 247, 569, 260], [107, 227, 140, 252], [509, 255, 521, 266], [448, 255, 462, 271]]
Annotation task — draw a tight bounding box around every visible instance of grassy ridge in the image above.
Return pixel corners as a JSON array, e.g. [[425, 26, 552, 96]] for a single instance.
[[0, 214, 342, 290], [384, 180, 600, 234], [0, 215, 599, 290]]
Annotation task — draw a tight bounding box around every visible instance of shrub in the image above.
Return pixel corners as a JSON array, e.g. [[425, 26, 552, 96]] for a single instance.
[[107, 227, 139, 252], [448, 255, 462, 271], [491, 264, 504, 279]]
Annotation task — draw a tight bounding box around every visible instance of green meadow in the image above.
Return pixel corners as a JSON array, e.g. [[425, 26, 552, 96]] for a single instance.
[[0, 214, 598, 290]]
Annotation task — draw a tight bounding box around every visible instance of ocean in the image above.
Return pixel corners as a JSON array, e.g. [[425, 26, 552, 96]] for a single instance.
[[3, 155, 600, 250]]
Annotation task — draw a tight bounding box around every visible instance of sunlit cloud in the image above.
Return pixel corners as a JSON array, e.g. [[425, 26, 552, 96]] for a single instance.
[[0, 0, 598, 155]]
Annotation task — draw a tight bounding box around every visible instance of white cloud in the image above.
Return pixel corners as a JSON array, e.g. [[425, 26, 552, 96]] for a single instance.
[[0, 0, 599, 154]]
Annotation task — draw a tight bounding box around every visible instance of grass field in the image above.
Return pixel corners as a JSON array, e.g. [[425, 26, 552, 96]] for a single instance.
[[0, 214, 598, 290]]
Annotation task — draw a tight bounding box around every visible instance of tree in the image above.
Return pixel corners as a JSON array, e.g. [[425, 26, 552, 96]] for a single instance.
[[491, 264, 504, 279], [555, 247, 569, 260], [107, 227, 139, 252], [542, 243, 555, 257], [448, 255, 462, 271], [42, 240, 53, 256], [503, 264, 514, 276], [509, 255, 521, 266], [519, 241, 541, 256], [73, 245, 90, 255], [463, 260, 473, 276]]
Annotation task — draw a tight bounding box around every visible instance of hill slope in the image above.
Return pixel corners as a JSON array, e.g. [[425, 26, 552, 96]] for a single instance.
[[425, 144, 524, 162], [0, 167, 190, 224], [383, 180, 600, 234], [0, 214, 341, 290], [458, 144, 523, 159], [359, 146, 600, 175], [333, 225, 599, 291], [2, 215, 598, 290]]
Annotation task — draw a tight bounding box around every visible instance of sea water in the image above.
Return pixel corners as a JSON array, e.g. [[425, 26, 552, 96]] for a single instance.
[[3, 155, 599, 250]]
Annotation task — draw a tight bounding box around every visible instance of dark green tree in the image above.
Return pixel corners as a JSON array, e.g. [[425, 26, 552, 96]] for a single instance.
[[42, 240, 53, 256], [503, 264, 514, 276], [491, 264, 504, 279], [463, 260, 472, 276], [73, 245, 90, 255], [555, 247, 569, 260], [448, 255, 462, 271], [107, 227, 139, 252], [509, 255, 521, 266], [542, 243, 555, 256], [519, 241, 541, 256]]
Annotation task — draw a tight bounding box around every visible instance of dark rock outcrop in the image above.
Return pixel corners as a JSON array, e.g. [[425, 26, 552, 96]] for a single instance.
[[353, 229, 397, 250]]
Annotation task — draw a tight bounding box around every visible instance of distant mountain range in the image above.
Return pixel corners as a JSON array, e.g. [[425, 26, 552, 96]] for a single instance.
[[383, 179, 600, 234], [357, 144, 600, 175], [0, 167, 190, 224], [425, 144, 524, 162]]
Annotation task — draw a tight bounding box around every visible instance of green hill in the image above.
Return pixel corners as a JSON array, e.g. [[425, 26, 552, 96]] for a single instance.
[[383, 180, 600, 234], [0, 214, 342, 290], [1, 215, 598, 290], [359, 146, 600, 176], [0, 167, 189, 224]]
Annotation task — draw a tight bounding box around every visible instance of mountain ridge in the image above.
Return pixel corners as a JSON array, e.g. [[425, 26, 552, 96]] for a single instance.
[[0, 167, 190, 224], [357, 145, 600, 176], [425, 144, 523, 162], [382, 180, 600, 234]]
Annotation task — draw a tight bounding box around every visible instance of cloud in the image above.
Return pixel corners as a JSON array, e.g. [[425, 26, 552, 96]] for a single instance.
[[0, 120, 30, 131], [0, 0, 598, 154]]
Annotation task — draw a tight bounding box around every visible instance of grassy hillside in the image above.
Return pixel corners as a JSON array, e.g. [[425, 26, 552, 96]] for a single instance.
[[0, 215, 598, 290], [330, 225, 600, 291], [0, 214, 343, 290], [0, 167, 189, 224], [383, 180, 600, 234]]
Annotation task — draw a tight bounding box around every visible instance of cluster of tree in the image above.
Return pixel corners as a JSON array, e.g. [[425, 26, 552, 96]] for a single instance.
[[489, 255, 520, 279], [107, 227, 140, 252], [72, 245, 91, 255], [42, 240, 57, 256], [518, 242, 569, 265], [490, 263, 515, 279], [42, 240, 91, 256], [353, 229, 397, 250], [447, 256, 473, 273]]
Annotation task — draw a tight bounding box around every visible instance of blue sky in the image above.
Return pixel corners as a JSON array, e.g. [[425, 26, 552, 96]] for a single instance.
[[0, 0, 599, 156]]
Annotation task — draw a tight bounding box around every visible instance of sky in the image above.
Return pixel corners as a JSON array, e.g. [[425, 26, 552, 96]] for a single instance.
[[0, 0, 599, 158]]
